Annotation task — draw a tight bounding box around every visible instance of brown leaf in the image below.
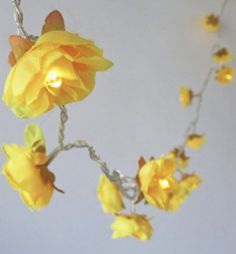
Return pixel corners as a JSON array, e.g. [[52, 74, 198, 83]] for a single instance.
[[138, 156, 146, 169], [9, 35, 34, 62], [134, 191, 144, 205], [8, 51, 16, 66], [41, 10, 65, 34]]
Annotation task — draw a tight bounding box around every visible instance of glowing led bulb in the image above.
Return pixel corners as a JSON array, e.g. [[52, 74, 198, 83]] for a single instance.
[[46, 71, 62, 88], [225, 74, 233, 81], [159, 179, 170, 189]]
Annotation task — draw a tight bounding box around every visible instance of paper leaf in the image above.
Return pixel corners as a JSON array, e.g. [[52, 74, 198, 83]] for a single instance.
[[24, 124, 46, 153], [9, 35, 34, 62], [8, 51, 17, 66], [41, 10, 65, 34], [138, 156, 146, 169]]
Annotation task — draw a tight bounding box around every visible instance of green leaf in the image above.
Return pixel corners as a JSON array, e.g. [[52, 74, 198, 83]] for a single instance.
[[24, 124, 46, 153]]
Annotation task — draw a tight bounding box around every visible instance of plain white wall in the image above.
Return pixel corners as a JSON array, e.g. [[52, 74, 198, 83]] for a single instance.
[[0, 0, 235, 253]]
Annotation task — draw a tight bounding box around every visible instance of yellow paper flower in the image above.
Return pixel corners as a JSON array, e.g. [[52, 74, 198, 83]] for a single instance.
[[97, 175, 125, 214], [203, 14, 220, 32], [168, 148, 190, 170], [111, 214, 153, 240], [186, 134, 206, 150], [213, 48, 233, 64], [167, 173, 202, 211], [2, 124, 55, 210], [179, 86, 193, 107], [137, 156, 201, 211], [137, 156, 178, 210], [3, 10, 113, 118], [215, 66, 234, 85]]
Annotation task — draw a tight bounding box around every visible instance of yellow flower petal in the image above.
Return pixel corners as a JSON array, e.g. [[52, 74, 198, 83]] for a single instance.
[[97, 175, 124, 213], [36, 31, 93, 47], [186, 134, 206, 150]]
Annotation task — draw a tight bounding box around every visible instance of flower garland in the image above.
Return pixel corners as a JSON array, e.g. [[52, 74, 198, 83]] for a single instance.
[[1, 0, 234, 240]]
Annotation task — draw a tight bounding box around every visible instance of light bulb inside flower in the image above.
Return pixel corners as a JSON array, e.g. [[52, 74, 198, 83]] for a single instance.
[[225, 74, 233, 81], [46, 71, 62, 88], [159, 179, 170, 189]]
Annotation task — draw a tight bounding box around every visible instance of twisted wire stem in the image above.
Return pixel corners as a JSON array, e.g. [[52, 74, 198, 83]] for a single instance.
[[12, 0, 37, 40], [219, 0, 229, 18], [58, 106, 68, 148], [47, 139, 139, 201]]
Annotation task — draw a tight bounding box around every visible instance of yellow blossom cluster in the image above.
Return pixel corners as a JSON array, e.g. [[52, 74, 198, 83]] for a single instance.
[[202, 13, 234, 85], [97, 154, 202, 240]]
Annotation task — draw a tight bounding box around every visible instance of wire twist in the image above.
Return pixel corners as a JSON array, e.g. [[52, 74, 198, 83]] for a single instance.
[[12, 0, 37, 40], [58, 106, 68, 148]]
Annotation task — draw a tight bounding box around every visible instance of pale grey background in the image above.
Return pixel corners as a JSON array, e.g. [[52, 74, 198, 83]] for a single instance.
[[0, 0, 236, 253]]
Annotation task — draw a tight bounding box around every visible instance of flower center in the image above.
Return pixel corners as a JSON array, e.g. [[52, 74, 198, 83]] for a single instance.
[[46, 71, 62, 88], [158, 179, 170, 189]]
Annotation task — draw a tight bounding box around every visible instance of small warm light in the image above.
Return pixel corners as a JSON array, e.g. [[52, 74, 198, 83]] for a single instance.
[[215, 66, 234, 85], [225, 74, 233, 81], [159, 179, 170, 189], [46, 71, 62, 88]]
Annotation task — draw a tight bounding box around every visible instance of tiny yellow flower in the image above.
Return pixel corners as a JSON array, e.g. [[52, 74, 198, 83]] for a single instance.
[[213, 48, 233, 64], [186, 134, 206, 150], [203, 14, 220, 32], [179, 86, 193, 107], [137, 156, 178, 210], [97, 175, 125, 214], [168, 148, 190, 170], [2, 124, 56, 211], [111, 214, 153, 240], [167, 173, 202, 211], [181, 173, 202, 191], [215, 66, 234, 85], [3, 10, 113, 118]]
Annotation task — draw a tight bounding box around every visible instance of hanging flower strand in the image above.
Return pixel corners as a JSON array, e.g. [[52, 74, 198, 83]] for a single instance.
[[1, 0, 234, 241], [177, 0, 234, 169]]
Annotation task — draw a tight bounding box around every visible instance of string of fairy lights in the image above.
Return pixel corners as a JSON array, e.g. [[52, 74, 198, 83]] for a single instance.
[[2, 0, 234, 240]]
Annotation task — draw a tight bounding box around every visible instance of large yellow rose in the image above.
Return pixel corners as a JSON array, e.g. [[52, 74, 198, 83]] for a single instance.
[[2, 124, 55, 210], [3, 10, 113, 118]]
